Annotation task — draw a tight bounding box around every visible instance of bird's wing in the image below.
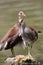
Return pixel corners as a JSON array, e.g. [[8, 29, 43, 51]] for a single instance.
[[1, 24, 19, 43]]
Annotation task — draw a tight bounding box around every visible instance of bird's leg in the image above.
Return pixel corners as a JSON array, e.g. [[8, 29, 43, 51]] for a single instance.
[[11, 47, 15, 57], [27, 44, 31, 57], [27, 43, 34, 60]]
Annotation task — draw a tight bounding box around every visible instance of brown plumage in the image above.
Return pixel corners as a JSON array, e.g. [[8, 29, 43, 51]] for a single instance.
[[0, 22, 41, 56], [0, 11, 41, 56], [1, 24, 19, 43]]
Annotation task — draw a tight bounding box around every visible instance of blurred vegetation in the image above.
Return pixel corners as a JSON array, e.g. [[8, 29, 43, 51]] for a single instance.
[[0, 0, 43, 65]]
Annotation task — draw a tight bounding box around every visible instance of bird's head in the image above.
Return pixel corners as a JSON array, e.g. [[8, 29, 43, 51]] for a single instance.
[[18, 11, 26, 24]]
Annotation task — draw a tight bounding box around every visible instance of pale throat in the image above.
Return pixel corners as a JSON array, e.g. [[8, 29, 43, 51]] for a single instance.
[[18, 16, 23, 22]]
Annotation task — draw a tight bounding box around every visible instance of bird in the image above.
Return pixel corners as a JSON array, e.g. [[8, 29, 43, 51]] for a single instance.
[[0, 11, 26, 56], [19, 20, 41, 58], [0, 11, 41, 57]]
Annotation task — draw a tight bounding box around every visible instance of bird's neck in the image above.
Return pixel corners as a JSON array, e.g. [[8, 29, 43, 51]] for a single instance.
[[18, 16, 23, 23]]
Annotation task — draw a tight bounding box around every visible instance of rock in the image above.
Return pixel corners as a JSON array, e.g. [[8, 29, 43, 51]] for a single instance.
[[5, 55, 37, 65]]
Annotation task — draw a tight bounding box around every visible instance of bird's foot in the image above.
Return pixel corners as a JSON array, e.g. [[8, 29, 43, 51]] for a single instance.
[[27, 54, 36, 62]]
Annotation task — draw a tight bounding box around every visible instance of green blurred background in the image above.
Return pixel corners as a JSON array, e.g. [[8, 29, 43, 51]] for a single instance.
[[0, 0, 43, 65]]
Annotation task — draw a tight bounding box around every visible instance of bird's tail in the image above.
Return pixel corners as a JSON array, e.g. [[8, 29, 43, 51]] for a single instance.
[[0, 43, 4, 51], [0, 41, 8, 51]]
